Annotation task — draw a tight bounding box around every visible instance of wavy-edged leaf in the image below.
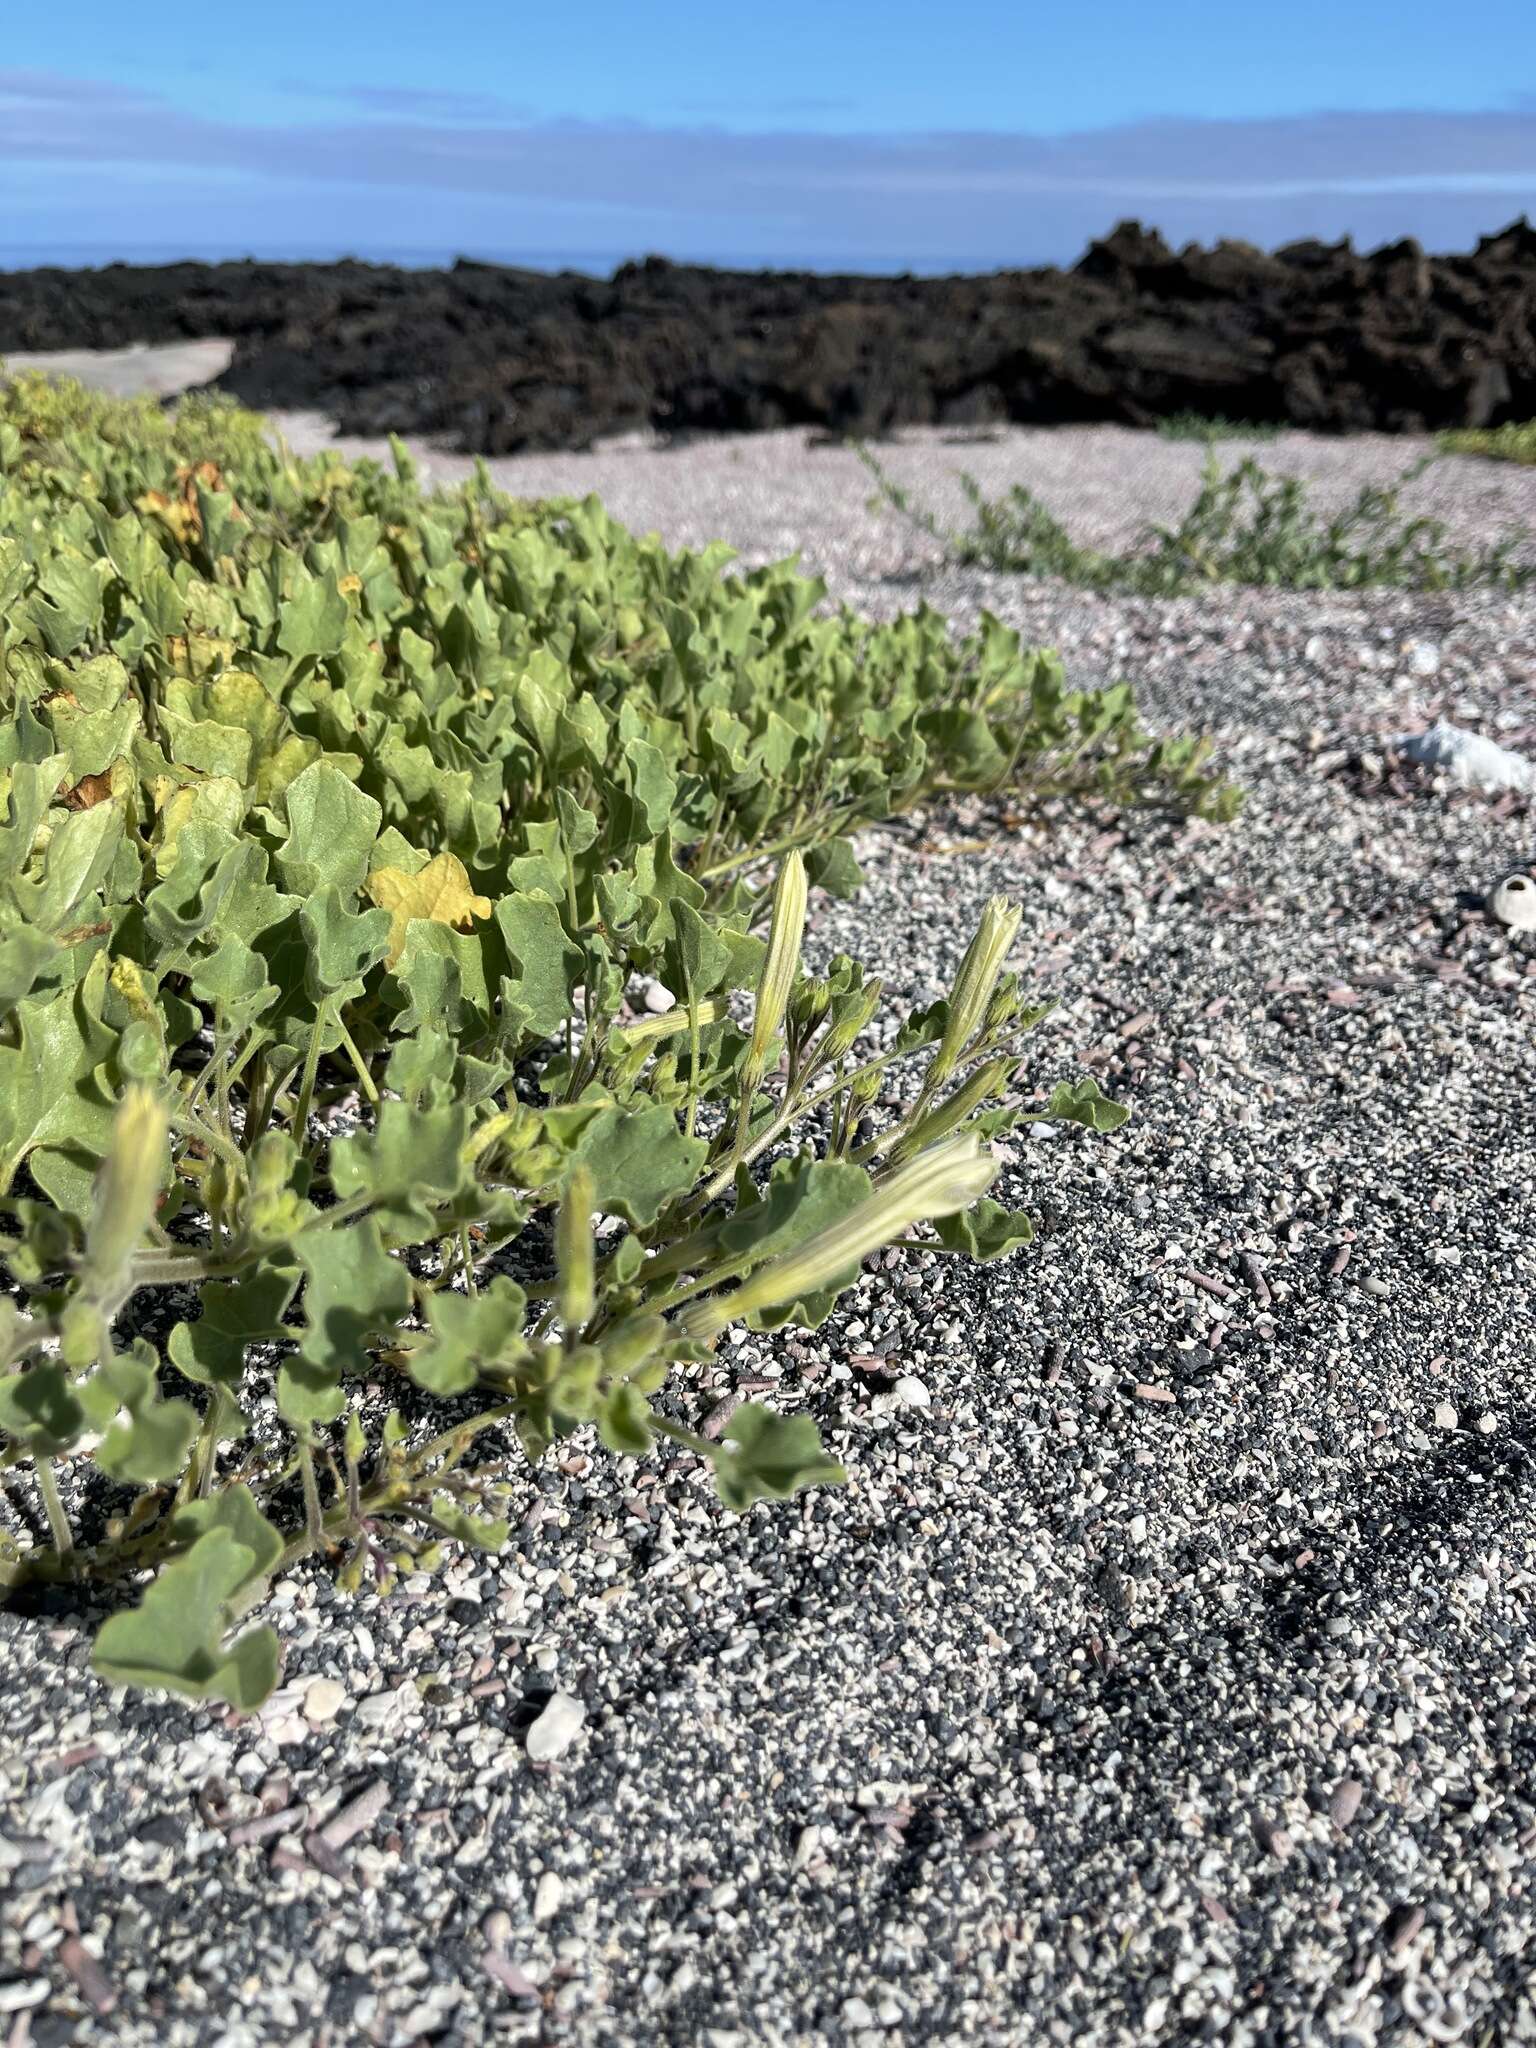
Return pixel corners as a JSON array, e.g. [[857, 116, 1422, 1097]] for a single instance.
[[92, 1523, 280, 1709]]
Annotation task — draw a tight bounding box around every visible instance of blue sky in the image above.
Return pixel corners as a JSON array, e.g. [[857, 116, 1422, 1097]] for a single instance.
[[2, 0, 1534, 271]]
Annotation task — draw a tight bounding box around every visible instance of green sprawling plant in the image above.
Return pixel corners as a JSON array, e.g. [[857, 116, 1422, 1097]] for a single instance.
[[0, 372, 1224, 1706], [861, 442, 1535, 593], [1438, 420, 1536, 467], [1155, 412, 1281, 444]]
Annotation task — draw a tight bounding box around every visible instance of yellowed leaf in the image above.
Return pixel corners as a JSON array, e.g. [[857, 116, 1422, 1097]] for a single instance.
[[366, 852, 492, 967]]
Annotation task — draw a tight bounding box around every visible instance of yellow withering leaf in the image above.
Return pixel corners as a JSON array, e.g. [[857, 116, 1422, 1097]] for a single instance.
[[366, 853, 492, 966]]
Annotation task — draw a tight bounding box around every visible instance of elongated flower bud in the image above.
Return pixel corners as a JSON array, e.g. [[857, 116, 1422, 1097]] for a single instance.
[[886, 1055, 1015, 1166], [742, 850, 807, 1091], [677, 1134, 996, 1345], [929, 896, 1022, 1087], [614, 995, 726, 1047], [85, 1085, 168, 1304], [556, 1165, 596, 1332], [821, 978, 883, 1064]]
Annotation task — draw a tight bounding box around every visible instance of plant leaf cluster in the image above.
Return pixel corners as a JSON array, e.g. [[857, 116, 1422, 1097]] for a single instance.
[[0, 373, 1219, 1705]]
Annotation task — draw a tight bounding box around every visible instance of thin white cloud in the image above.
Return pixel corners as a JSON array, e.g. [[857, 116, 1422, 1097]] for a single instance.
[[0, 70, 1531, 258]]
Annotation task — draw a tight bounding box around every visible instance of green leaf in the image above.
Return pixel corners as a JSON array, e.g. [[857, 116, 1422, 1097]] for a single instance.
[[406, 1276, 529, 1395], [170, 1484, 284, 1583], [35, 552, 104, 656], [564, 1104, 708, 1228], [0, 1364, 85, 1456], [931, 1197, 1035, 1260], [717, 1156, 872, 1271], [168, 1268, 300, 1393], [286, 1220, 409, 1424], [277, 761, 381, 900], [1044, 1077, 1130, 1133], [597, 1381, 655, 1455], [622, 738, 678, 838], [92, 1526, 280, 1710], [300, 886, 393, 995], [10, 802, 124, 935], [330, 1099, 468, 1237], [667, 900, 734, 999], [84, 1346, 200, 1485], [277, 570, 349, 665], [712, 1404, 845, 1512], [495, 892, 584, 1042], [0, 961, 118, 1206], [804, 836, 865, 900]]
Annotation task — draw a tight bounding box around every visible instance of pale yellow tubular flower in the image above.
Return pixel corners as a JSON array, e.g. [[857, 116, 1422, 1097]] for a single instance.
[[616, 995, 726, 1047], [556, 1165, 596, 1332], [742, 850, 808, 1091], [929, 895, 1022, 1087], [85, 1085, 169, 1301], [677, 1133, 997, 1345]]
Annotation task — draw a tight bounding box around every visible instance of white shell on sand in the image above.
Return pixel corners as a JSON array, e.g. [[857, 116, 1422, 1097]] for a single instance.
[[1487, 870, 1536, 930]]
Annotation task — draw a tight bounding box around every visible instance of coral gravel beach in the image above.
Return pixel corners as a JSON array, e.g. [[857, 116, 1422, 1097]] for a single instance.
[[3, 398, 1536, 2046]]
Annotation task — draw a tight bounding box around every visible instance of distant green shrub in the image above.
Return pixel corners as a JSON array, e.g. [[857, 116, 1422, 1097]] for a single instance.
[[1156, 412, 1281, 443], [1438, 420, 1536, 467], [861, 443, 1534, 594]]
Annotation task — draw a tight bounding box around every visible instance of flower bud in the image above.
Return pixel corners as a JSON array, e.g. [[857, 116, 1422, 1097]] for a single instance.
[[556, 1165, 595, 1332], [741, 851, 807, 1095], [677, 1135, 996, 1345], [886, 1056, 1015, 1165], [930, 896, 1021, 1087], [85, 1085, 168, 1304], [821, 979, 883, 1063]]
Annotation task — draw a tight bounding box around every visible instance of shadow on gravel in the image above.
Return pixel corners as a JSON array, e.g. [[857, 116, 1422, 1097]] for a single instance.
[[1257, 1401, 1536, 1648]]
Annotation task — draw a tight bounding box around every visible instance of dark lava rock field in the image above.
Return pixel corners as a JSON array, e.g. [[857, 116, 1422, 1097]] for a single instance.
[[3, 217, 1536, 455]]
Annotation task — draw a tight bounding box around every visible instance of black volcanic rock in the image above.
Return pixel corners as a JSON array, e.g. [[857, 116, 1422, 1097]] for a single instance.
[[3, 221, 1535, 453]]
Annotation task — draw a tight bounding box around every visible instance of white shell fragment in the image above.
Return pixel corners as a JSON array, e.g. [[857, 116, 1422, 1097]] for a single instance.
[[1488, 870, 1536, 930], [1389, 720, 1536, 796]]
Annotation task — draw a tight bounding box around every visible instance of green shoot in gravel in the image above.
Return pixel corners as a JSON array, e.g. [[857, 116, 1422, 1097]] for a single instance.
[[0, 372, 1214, 1706], [1155, 412, 1281, 443], [860, 443, 1535, 594]]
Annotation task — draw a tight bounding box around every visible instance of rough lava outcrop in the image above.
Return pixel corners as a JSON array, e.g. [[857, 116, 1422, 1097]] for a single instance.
[[3, 218, 1535, 455]]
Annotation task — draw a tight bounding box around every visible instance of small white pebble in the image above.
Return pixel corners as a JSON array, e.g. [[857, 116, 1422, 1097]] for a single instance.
[[1433, 1402, 1458, 1430], [302, 1677, 347, 1725], [526, 1691, 587, 1763], [891, 1374, 930, 1409], [533, 1871, 564, 1923]]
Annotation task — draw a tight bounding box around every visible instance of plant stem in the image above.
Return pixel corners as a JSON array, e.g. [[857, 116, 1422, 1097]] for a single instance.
[[297, 1439, 326, 1554], [291, 997, 332, 1148], [35, 1457, 73, 1554], [334, 1010, 381, 1104], [650, 1414, 717, 1460]]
